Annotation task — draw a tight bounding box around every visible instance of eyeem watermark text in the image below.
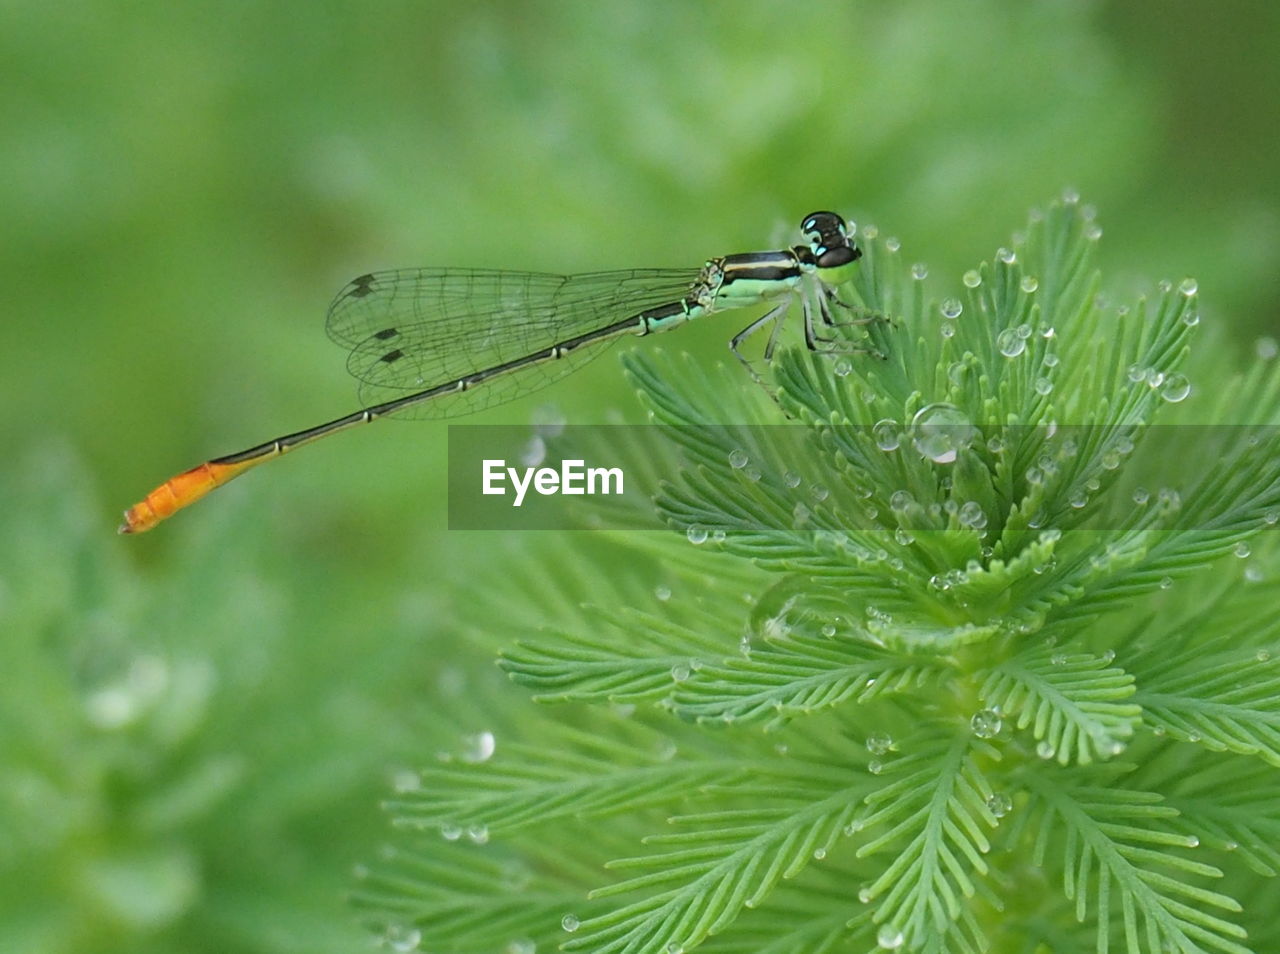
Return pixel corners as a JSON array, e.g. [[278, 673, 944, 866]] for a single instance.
[[482, 459, 625, 507]]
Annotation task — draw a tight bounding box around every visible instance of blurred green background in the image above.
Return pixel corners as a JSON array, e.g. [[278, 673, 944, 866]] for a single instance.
[[3, 1, 1279, 951]]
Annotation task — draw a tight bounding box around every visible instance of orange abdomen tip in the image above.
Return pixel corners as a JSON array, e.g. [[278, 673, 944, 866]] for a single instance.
[[118, 458, 257, 534]]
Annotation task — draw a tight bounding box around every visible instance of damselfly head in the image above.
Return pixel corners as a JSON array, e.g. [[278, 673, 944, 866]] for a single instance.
[[801, 211, 860, 270]]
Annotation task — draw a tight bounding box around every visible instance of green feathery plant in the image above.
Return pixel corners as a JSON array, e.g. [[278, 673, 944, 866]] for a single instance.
[[353, 196, 1280, 954]]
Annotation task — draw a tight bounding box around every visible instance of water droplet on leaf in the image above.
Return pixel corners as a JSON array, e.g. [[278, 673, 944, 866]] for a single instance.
[[996, 329, 1026, 358], [910, 403, 976, 464], [986, 792, 1012, 817], [873, 419, 901, 451], [970, 709, 1002, 739]]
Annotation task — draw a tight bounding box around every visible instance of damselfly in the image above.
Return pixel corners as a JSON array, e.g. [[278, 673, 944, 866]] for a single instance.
[[120, 211, 878, 533]]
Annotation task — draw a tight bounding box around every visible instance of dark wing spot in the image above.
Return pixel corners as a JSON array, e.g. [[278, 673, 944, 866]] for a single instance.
[[350, 273, 377, 298], [380, 348, 405, 363], [373, 327, 399, 340]]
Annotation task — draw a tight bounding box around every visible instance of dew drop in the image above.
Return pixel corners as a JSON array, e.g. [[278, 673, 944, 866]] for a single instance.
[[868, 759, 884, 776], [1245, 565, 1264, 583], [1132, 487, 1149, 505], [783, 470, 802, 488], [1257, 649, 1272, 662], [911, 262, 928, 280], [941, 297, 963, 319], [1256, 337, 1279, 360], [467, 824, 490, 844], [462, 730, 496, 763], [1051, 653, 1067, 666], [666, 944, 684, 954], [962, 269, 981, 288], [1036, 740, 1056, 760], [1233, 541, 1251, 558], [970, 708, 1002, 739], [834, 357, 853, 377], [885, 237, 901, 252], [1020, 275, 1039, 293], [654, 585, 672, 602], [958, 501, 987, 530], [670, 664, 691, 682], [386, 925, 422, 952], [520, 435, 547, 467], [1084, 224, 1103, 241], [1178, 277, 1198, 297], [728, 448, 749, 469], [392, 769, 421, 793], [910, 403, 977, 464], [440, 823, 462, 841], [561, 915, 580, 933], [687, 525, 709, 545], [876, 925, 905, 950], [873, 419, 901, 452], [866, 733, 894, 755], [986, 792, 1012, 818], [1034, 377, 1054, 395], [996, 328, 1026, 358], [997, 247, 1016, 265], [1160, 373, 1191, 403]]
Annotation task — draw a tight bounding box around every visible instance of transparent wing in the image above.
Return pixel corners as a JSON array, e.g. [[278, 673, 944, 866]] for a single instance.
[[325, 268, 702, 419]]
